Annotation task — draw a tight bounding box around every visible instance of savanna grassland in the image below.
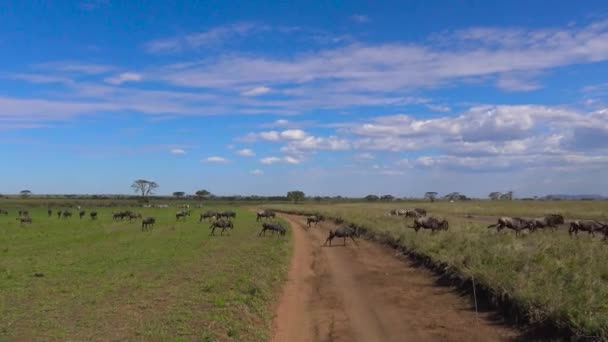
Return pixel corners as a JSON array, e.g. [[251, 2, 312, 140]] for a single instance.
[[0, 201, 290, 341], [267, 200, 608, 339]]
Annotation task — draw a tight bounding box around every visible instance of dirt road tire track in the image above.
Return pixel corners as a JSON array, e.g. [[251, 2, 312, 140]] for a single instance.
[[272, 214, 519, 342]]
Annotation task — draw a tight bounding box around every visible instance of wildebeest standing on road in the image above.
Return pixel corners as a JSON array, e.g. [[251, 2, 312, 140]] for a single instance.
[[307, 215, 325, 227], [487, 217, 533, 236], [323, 226, 359, 246]]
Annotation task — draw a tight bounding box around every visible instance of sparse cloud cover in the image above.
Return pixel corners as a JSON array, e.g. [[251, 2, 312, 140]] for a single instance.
[[204, 156, 229, 163], [2, 2, 608, 196], [171, 148, 186, 155]]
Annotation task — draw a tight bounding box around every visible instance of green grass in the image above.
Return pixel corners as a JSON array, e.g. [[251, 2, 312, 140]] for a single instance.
[[0, 204, 290, 341], [267, 201, 608, 339]]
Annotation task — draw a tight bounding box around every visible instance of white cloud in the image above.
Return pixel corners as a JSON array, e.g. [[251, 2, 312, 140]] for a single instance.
[[105, 72, 143, 85], [204, 156, 229, 163], [260, 157, 282, 164], [259, 156, 302, 165], [280, 129, 308, 140], [250, 169, 264, 176], [171, 148, 186, 155], [284, 156, 302, 164], [241, 86, 271, 97], [351, 14, 370, 23], [145, 22, 263, 53], [275, 119, 289, 126], [236, 148, 255, 156]]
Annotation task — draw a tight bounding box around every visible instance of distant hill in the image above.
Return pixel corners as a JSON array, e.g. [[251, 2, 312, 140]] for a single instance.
[[541, 194, 607, 200]]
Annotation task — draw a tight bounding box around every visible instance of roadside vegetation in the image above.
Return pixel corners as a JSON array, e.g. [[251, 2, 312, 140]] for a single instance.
[[0, 203, 290, 341], [267, 200, 608, 339]]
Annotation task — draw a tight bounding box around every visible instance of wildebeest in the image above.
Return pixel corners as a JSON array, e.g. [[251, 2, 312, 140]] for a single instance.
[[199, 211, 217, 222], [62, 210, 72, 219], [409, 216, 449, 233], [531, 214, 565, 231], [141, 217, 156, 231], [258, 222, 286, 236], [413, 208, 427, 216], [47, 209, 52, 217], [209, 219, 234, 236], [405, 210, 422, 218], [323, 226, 359, 246], [306, 215, 325, 227], [569, 220, 608, 237], [113, 212, 128, 221], [217, 211, 236, 219], [18, 210, 29, 217], [128, 212, 142, 222], [90, 211, 98, 220], [256, 210, 276, 221], [79, 210, 86, 219], [17, 217, 32, 225], [487, 217, 533, 236], [57, 210, 62, 218], [176, 210, 191, 221]]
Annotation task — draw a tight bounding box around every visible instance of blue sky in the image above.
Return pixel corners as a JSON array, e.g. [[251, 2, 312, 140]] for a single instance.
[[1, 1, 608, 197]]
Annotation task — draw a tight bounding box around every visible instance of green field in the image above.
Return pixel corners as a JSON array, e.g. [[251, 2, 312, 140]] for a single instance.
[[267, 200, 608, 339], [0, 203, 290, 341]]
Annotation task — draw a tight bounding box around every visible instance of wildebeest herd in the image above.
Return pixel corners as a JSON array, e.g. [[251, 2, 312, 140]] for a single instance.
[[2, 207, 290, 239], [486, 214, 608, 239]]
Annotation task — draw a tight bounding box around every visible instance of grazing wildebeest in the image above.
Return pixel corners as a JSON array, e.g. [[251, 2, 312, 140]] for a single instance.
[[57, 210, 62, 219], [568, 220, 607, 237], [307, 215, 325, 227], [141, 217, 155, 231], [176, 210, 191, 221], [209, 219, 234, 236], [258, 222, 286, 236], [62, 210, 72, 219], [323, 226, 359, 246], [409, 216, 449, 233], [128, 212, 142, 222], [531, 214, 565, 231], [47, 209, 52, 217], [90, 211, 98, 220], [487, 217, 533, 236], [17, 217, 32, 225], [113, 212, 127, 221], [256, 210, 276, 221], [79, 210, 86, 219], [199, 211, 217, 222], [218, 211, 236, 219]]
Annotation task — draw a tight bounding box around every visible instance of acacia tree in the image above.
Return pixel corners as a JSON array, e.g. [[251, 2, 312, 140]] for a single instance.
[[173, 191, 185, 198], [287, 190, 305, 204], [20, 190, 32, 198], [380, 194, 395, 202], [195, 189, 211, 201], [500, 191, 514, 200], [131, 180, 158, 197], [489, 192, 502, 200], [444, 192, 462, 201], [424, 192, 438, 202], [364, 194, 379, 201]]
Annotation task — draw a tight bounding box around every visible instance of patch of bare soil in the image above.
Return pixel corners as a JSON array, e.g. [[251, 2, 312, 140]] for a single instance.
[[272, 214, 520, 342]]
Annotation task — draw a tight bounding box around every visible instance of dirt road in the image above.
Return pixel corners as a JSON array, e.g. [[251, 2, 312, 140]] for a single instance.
[[271, 214, 520, 342]]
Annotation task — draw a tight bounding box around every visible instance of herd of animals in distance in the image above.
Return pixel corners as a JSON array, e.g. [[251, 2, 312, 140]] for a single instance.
[[5, 203, 608, 246]]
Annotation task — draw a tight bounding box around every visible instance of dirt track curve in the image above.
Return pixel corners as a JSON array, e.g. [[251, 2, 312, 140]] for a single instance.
[[271, 214, 520, 342]]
